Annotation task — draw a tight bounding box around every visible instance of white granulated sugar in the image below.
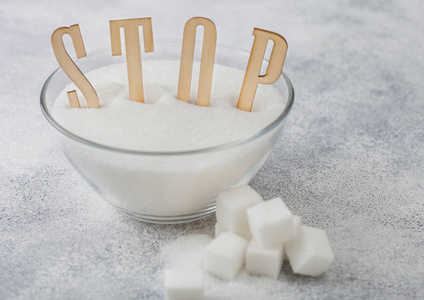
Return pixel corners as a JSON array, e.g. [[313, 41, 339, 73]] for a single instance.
[[52, 61, 284, 151]]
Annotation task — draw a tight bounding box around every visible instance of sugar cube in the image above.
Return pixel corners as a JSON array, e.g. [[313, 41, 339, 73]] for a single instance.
[[285, 226, 335, 277], [216, 185, 263, 238], [164, 269, 204, 300], [247, 197, 294, 248], [215, 223, 251, 241], [293, 215, 302, 236], [205, 232, 249, 280], [215, 222, 229, 238], [235, 228, 252, 240], [283, 215, 302, 260], [245, 239, 284, 279]]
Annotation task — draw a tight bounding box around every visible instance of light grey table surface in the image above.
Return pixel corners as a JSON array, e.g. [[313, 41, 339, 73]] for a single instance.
[[1, 0, 423, 299]]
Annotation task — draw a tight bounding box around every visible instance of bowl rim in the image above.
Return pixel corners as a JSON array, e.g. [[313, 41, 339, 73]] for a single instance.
[[40, 39, 295, 156]]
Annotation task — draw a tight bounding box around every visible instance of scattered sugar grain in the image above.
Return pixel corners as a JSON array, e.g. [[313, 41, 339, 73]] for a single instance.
[[162, 234, 295, 300], [162, 234, 212, 270]]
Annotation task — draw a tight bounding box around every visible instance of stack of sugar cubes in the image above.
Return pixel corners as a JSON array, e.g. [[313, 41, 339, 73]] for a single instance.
[[164, 185, 334, 300], [208, 185, 334, 280]]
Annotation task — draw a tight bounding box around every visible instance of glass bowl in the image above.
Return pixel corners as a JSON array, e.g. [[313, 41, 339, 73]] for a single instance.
[[40, 39, 294, 224]]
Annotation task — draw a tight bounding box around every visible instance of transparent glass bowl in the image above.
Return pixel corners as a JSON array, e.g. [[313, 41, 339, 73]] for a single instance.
[[40, 40, 294, 224]]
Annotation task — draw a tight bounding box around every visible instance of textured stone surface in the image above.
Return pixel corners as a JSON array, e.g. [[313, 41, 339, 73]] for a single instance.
[[1, 0, 424, 299]]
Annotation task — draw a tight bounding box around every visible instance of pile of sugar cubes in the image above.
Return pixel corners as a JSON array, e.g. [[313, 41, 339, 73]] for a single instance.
[[164, 185, 334, 300]]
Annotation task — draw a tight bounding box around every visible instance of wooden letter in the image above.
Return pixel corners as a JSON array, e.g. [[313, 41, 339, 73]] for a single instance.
[[51, 24, 99, 108], [237, 28, 288, 112], [177, 17, 217, 107], [110, 18, 154, 103]]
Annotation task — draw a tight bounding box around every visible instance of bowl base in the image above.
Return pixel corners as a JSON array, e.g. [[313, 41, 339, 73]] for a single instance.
[[115, 203, 216, 224]]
